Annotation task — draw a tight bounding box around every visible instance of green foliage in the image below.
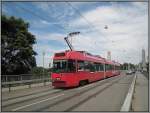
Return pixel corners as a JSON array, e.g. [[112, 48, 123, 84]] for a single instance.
[[2, 15, 37, 75], [30, 67, 50, 77], [121, 63, 136, 70]]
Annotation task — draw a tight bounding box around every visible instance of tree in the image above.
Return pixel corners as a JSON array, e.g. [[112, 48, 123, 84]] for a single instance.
[[122, 63, 128, 70], [2, 15, 37, 75]]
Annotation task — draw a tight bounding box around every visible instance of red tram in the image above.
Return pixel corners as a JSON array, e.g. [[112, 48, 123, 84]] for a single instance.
[[51, 50, 121, 88]]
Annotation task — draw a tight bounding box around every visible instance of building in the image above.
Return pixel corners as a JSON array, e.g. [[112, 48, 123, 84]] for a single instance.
[[142, 49, 146, 63], [142, 49, 147, 71]]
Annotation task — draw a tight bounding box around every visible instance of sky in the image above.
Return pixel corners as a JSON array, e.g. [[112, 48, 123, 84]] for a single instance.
[[2, 1, 148, 68]]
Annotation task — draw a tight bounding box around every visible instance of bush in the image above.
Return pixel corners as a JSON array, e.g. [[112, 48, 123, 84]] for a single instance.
[[30, 67, 50, 78]]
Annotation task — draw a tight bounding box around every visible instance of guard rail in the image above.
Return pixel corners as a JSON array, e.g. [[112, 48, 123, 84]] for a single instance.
[[2, 78, 51, 92]]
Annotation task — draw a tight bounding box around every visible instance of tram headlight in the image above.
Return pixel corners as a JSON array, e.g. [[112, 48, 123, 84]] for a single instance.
[[56, 77, 61, 80]]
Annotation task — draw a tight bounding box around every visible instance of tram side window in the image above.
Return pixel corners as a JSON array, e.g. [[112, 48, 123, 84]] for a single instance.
[[106, 64, 112, 71], [110, 65, 113, 70], [84, 61, 90, 71], [95, 63, 104, 71], [77, 60, 85, 71], [95, 63, 99, 71], [68, 60, 76, 72], [110, 65, 112, 70], [90, 63, 95, 72], [100, 63, 104, 71], [105, 64, 108, 71]]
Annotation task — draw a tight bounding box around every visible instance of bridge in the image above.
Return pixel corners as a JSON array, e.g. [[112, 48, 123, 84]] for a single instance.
[[1, 71, 148, 112]]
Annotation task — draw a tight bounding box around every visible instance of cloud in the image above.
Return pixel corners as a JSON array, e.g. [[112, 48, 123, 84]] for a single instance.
[[32, 2, 77, 23], [67, 2, 148, 64], [31, 2, 148, 67], [3, 2, 148, 67]]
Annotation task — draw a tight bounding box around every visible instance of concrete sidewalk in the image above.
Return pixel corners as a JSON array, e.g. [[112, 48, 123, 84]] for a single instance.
[[2, 82, 51, 92], [132, 72, 149, 111]]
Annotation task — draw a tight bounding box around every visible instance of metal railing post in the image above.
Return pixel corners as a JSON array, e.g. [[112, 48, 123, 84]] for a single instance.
[[44, 79, 46, 86], [20, 75, 22, 81], [2, 78, 50, 91], [6, 76, 8, 82], [28, 83, 31, 88], [9, 84, 11, 92]]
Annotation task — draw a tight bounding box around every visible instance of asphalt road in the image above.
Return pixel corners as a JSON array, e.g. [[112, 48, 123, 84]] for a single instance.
[[2, 72, 135, 112]]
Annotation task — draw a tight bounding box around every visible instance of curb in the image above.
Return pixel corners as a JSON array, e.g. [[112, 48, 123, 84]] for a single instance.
[[2, 82, 52, 93], [120, 74, 137, 111]]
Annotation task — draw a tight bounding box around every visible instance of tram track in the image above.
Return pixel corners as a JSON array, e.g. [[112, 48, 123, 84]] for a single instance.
[[2, 75, 119, 108], [35, 75, 125, 111], [65, 75, 133, 111], [2, 74, 127, 111], [2, 84, 53, 101], [2, 88, 63, 108], [2, 87, 55, 102]]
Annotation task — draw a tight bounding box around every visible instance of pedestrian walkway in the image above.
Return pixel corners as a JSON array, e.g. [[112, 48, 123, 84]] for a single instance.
[[2, 82, 51, 92], [132, 72, 148, 111]]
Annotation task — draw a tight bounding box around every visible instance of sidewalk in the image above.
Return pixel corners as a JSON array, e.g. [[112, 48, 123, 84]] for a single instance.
[[2, 82, 51, 92], [132, 72, 148, 111]]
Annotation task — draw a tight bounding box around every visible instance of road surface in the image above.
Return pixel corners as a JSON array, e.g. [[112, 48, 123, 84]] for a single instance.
[[2, 72, 142, 111]]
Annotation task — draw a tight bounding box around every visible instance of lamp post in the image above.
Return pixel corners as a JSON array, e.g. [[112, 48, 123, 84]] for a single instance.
[[104, 62, 106, 79]]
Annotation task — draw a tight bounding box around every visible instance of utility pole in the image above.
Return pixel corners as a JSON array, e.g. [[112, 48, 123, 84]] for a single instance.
[[43, 51, 45, 78], [104, 63, 106, 78]]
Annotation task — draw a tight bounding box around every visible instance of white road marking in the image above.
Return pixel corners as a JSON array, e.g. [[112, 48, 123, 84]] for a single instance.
[[120, 74, 137, 111], [12, 94, 64, 111], [3, 89, 60, 107]]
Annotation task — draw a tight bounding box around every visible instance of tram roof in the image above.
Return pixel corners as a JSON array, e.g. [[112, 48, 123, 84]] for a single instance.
[[53, 50, 120, 65]]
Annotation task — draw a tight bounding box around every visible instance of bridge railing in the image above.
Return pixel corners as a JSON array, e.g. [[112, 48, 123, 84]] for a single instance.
[[1, 74, 49, 82], [2, 75, 51, 92], [2, 78, 51, 92]]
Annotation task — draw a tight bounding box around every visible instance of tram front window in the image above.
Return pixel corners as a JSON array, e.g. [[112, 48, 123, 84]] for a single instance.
[[53, 60, 76, 73]]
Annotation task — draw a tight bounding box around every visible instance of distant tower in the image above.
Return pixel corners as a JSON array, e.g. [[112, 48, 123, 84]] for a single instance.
[[142, 49, 146, 70], [107, 51, 111, 60], [142, 49, 146, 63]]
